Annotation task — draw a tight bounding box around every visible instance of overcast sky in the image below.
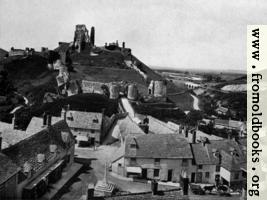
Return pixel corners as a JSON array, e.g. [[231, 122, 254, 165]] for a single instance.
[[0, 0, 267, 71]]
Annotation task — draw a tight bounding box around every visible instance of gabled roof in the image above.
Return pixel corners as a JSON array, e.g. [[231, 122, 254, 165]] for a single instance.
[[135, 114, 175, 134], [229, 120, 246, 129], [191, 139, 246, 168], [221, 150, 246, 171], [116, 115, 145, 139], [66, 110, 103, 130], [0, 121, 33, 149], [125, 134, 192, 159], [0, 153, 19, 184], [214, 119, 229, 126], [215, 119, 245, 129], [26, 116, 62, 135], [2, 120, 74, 176]]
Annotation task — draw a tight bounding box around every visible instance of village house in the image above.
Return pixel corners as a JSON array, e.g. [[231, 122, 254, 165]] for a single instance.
[[0, 119, 75, 199], [111, 134, 194, 183], [215, 106, 229, 116], [0, 119, 34, 149], [61, 107, 104, 146], [0, 152, 20, 200], [8, 47, 25, 57], [190, 139, 246, 189], [107, 113, 145, 144], [214, 119, 247, 137]]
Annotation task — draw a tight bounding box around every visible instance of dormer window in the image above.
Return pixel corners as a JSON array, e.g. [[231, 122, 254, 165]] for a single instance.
[[130, 143, 137, 149], [93, 118, 99, 123], [154, 158, 160, 165], [67, 113, 74, 121]]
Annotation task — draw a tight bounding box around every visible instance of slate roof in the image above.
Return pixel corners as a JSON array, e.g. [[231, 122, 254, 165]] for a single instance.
[[220, 150, 246, 171], [26, 116, 62, 135], [136, 114, 175, 135], [214, 119, 245, 129], [66, 110, 103, 130], [214, 119, 229, 127], [0, 153, 19, 184], [2, 120, 74, 176], [0, 121, 33, 149], [125, 134, 192, 159], [191, 139, 246, 169]]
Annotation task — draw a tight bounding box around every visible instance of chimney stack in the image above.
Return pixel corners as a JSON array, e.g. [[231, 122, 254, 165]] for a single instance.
[[47, 115, 52, 126], [43, 112, 47, 126], [185, 128, 188, 138], [0, 132, 2, 151], [122, 42, 125, 49], [61, 108, 67, 121], [192, 130, 196, 144], [12, 113, 18, 130]]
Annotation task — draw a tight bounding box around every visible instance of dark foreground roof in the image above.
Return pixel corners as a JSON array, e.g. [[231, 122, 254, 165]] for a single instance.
[[0, 153, 19, 184], [3, 120, 74, 176]]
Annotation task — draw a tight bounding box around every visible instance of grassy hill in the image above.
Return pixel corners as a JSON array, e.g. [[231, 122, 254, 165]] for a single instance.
[[0, 43, 193, 124]]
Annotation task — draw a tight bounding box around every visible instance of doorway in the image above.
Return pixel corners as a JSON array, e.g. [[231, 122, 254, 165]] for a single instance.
[[191, 172, 195, 182], [142, 168, 147, 179], [196, 172, 202, 183], [168, 169, 173, 182]]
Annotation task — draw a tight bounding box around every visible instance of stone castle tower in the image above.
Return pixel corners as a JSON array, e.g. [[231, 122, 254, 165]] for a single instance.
[[74, 24, 89, 52], [73, 25, 95, 52]]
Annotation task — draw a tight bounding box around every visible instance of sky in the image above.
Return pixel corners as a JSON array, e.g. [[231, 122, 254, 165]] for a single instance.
[[0, 0, 267, 71]]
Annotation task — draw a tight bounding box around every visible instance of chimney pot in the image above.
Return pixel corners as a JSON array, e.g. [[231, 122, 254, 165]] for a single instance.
[[0, 132, 2, 151], [47, 115, 52, 126], [192, 130, 196, 143], [43, 112, 47, 126]]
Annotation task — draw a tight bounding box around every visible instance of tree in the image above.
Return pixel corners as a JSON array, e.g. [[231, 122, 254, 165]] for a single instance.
[[186, 110, 203, 126]]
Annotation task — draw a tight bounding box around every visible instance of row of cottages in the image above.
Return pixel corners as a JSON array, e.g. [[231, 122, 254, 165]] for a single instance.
[[111, 134, 194, 182], [191, 139, 246, 189], [0, 119, 75, 200]]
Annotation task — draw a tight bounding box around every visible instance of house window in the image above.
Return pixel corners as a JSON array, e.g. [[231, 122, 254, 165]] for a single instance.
[[154, 169, 160, 177], [130, 158, 136, 165], [154, 158, 160, 165], [192, 159, 196, 165], [234, 172, 239, 180], [198, 165, 203, 169], [205, 172, 210, 178], [216, 165, 220, 172], [182, 159, 188, 166], [93, 119, 99, 123], [130, 143, 137, 149], [91, 130, 95, 133], [118, 163, 121, 167]]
